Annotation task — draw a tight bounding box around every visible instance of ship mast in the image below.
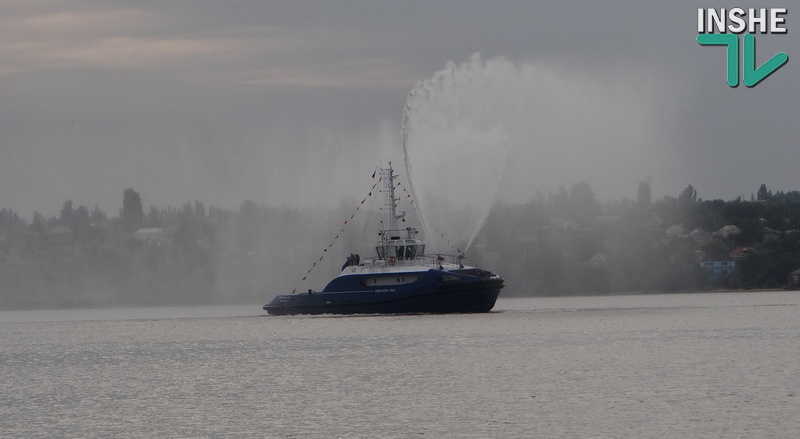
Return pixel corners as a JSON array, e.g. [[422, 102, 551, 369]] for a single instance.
[[384, 162, 405, 233]]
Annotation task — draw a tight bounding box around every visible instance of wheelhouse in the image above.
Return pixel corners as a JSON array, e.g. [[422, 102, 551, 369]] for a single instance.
[[376, 227, 425, 262], [377, 238, 425, 261]]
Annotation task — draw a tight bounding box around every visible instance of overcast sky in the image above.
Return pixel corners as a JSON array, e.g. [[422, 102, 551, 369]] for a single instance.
[[1, 0, 798, 218]]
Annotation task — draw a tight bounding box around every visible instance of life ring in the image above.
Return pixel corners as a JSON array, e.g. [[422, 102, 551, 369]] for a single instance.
[[389, 256, 396, 264]]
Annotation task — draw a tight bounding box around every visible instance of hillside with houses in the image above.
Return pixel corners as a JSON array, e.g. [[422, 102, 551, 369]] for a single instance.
[[2, 182, 800, 309], [478, 182, 800, 296]]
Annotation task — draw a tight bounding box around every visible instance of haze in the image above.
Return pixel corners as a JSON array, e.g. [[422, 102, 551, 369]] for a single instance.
[[1, 1, 798, 219]]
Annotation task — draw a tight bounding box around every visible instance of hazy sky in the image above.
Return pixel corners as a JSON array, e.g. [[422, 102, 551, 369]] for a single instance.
[[1, 1, 798, 218]]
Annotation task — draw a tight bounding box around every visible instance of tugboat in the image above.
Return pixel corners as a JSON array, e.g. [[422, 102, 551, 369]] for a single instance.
[[263, 163, 503, 315]]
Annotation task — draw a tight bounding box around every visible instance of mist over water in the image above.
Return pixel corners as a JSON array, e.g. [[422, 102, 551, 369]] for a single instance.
[[402, 54, 671, 252]]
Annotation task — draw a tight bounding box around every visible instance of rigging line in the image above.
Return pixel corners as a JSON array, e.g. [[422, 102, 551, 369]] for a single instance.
[[360, 173, 380, 247], [289, 167, 380, 294]]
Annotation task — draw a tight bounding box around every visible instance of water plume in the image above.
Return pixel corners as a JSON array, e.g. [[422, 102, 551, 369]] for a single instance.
[[402, 53, 667, 253], [402, 55, 510, 253]]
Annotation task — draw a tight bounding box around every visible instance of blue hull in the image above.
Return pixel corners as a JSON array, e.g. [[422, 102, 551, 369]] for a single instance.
[[263, 269, 503, 315]]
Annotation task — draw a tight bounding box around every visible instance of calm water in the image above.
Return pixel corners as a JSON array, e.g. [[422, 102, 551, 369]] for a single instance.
[[2, 292, 799, 438]]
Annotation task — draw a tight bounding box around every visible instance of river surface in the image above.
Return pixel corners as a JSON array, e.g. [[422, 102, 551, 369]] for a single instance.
[[2, 292, 799, 438]]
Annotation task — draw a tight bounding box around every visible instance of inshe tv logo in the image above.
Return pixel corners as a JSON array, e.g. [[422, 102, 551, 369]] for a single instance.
[[697, 8, 789, 87]]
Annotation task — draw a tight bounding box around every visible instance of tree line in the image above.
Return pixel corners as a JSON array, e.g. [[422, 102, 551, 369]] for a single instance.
[[1, 183, 800, 309], [0, 189, 351, 309]]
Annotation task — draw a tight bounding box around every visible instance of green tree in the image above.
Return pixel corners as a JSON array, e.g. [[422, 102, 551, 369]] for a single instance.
[[121, 188, 144, 231], [90, 204, 107, 224], [59, 200, 74, 226], [31, 211, 45, 234], [678, 184, 697, 207], [757, 183, 772, 201]]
